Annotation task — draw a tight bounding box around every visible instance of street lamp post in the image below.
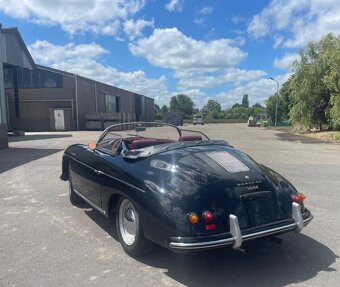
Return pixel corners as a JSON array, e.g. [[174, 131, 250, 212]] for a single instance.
[[270, 77, 280, 126]]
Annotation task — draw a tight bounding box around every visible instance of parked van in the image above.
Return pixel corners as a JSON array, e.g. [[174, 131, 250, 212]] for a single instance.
[[193, 114, 204, 125]]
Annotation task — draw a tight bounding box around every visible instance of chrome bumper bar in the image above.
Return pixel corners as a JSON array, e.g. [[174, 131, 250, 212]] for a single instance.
[[169, 202, 313, 250]]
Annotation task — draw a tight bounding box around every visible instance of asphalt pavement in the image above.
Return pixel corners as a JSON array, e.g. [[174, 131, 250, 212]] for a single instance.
[[0, 124, 339, 287]]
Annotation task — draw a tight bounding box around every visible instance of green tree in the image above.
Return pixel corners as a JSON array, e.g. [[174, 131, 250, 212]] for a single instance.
[[206, 99, 222, 113], [266, 94, 284, 123], [169, 94, 194, 116], [160, 105, 169, 114], [252, 103, 263, 108], [279, 76, 294, 121], [204, 99, 222, 119], [154, 104, 160, 113], [321, 34, 340, 129], [232, 103, 241, 109], [290, 33, 340, 130], [330, 96, 340, 129], [242, 94, 249, 107]]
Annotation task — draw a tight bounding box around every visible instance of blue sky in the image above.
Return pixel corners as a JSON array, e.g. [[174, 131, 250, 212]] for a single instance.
[[0, 0, 339, 108]]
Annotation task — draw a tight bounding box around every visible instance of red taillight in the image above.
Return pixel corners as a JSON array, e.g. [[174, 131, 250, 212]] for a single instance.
[[292, 193, 306, 210], [202, 211, 214, 223], [291, 193, 306, 203], [205, 224, 216, 230]]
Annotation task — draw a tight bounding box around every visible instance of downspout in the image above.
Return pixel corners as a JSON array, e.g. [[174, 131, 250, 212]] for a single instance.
[[94, 82, 98, 112], [75, 74, 79, 130]]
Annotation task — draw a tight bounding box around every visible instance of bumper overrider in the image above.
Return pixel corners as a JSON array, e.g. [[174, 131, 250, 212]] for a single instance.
[[169, 203, 313, 250]]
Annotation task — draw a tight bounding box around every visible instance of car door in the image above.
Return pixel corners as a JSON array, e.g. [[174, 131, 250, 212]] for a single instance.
[[69, 147, 102, 207]]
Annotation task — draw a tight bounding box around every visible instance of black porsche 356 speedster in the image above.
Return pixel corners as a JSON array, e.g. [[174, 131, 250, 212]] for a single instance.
[[60, 122, 313, 257]]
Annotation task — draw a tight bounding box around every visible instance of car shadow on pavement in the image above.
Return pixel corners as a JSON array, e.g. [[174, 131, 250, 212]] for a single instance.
[[84, 208, 119, 241], [0, 147, 62, 173], [8, 134, 72, 142], [83, 207, 338, 287], [139, 233, 338, 287]]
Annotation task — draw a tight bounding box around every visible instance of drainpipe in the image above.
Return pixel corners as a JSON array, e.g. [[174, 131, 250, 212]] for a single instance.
[[75, 74, 79, 130], [94, 82, 98, 112]]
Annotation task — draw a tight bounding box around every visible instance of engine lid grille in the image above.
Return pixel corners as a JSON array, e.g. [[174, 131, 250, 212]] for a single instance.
[[206, 151, 250, 173]]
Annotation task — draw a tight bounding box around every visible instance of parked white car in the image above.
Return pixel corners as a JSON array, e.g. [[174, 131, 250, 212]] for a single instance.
[[193, 114, 204, 125]]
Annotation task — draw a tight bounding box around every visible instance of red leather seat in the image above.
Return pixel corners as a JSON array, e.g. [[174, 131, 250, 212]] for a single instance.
[[127, 138, 176, 149], [178, 135, 202, 142]]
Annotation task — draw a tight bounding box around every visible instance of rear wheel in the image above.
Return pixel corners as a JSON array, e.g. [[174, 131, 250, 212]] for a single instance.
[[69, 168, 83, 205], [116, 197, 153, 257]]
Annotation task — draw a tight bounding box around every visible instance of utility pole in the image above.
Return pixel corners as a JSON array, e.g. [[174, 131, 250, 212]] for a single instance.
[[270, 77, 280, 126]]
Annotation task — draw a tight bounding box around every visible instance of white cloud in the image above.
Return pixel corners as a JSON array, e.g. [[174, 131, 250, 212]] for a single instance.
[[176, 89, 208, 108], [273, 34, 284, 49], [247, 0, 340, 48], [123, 18, 154, 40], [247, 0, 309, 39], [165, 0, 183, 12], [216, 73, 291, 108], [176, 68, 266, 90], [194, 18, 205, 26], [197, 6, 214, 15], [0, 0, 146, 36], [274, 52, 300, 70], [194, 6, 213, 26], [129, 28, 247, 70], [230, 15, 246, 25], [28, 40, 168, 102], [28, 41, 108, 64]]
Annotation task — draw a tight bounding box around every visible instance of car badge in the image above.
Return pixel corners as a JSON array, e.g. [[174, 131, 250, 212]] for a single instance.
[[245, 175, 250, 179]]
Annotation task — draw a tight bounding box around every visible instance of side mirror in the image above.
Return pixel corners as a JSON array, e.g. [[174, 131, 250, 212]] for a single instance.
[[88, 141, 97, 151]]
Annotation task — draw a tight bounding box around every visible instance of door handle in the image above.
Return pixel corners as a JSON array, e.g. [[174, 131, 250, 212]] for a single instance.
[[95, 170, 103, 175]]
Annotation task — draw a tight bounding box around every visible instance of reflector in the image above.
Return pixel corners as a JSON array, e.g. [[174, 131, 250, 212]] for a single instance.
[[205, 224, 216, 231], [188, 212, 199, 225]]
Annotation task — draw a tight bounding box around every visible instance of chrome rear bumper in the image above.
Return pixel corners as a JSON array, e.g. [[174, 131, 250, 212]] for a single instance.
[[169, 203, 313, 250]]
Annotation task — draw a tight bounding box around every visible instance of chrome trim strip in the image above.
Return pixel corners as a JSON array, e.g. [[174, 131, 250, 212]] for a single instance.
[[169, 215, 313, 250], [73, 188, 107, 216], [303, 214, 313, 225], [66, 154, 145, 193], [170, 237, 235, 250]]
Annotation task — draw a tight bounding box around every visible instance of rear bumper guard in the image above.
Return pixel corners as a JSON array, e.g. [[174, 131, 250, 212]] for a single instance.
[[169, 202, 313, 250]]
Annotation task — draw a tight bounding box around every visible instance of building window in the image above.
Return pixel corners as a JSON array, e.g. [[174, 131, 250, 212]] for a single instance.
[[4, 68, 13, 89], [8, 67, 64, 89], [105, 94, 120, 113]]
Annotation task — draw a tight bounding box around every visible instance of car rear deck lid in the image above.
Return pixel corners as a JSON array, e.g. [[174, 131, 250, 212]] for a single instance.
[[206, 151, 250, 173]]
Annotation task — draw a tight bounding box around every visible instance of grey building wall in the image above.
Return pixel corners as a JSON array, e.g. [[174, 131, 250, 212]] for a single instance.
[[144, 97, 155, 122], [0, 29, 8, 148], [7, 74, 77, 131], [0, 29, 34, 69], [6, 67, 154, 132], [0, 26, 35, 148]]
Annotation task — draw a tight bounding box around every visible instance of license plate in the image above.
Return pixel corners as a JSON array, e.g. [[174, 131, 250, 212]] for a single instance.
[[246, 198, 274, 227]]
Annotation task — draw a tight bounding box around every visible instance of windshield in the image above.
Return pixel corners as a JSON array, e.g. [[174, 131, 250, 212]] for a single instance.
[[96, 122, 210, 158]]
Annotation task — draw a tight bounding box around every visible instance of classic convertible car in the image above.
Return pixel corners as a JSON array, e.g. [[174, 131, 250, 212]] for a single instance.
[[60, 122, 313, 257]]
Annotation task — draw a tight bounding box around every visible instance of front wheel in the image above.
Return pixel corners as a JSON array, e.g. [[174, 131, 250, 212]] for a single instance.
[[116, 197, 153, 257]]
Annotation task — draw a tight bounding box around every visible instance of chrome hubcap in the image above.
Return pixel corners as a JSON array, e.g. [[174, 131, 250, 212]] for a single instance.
[[119, 199, 139, 246]]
